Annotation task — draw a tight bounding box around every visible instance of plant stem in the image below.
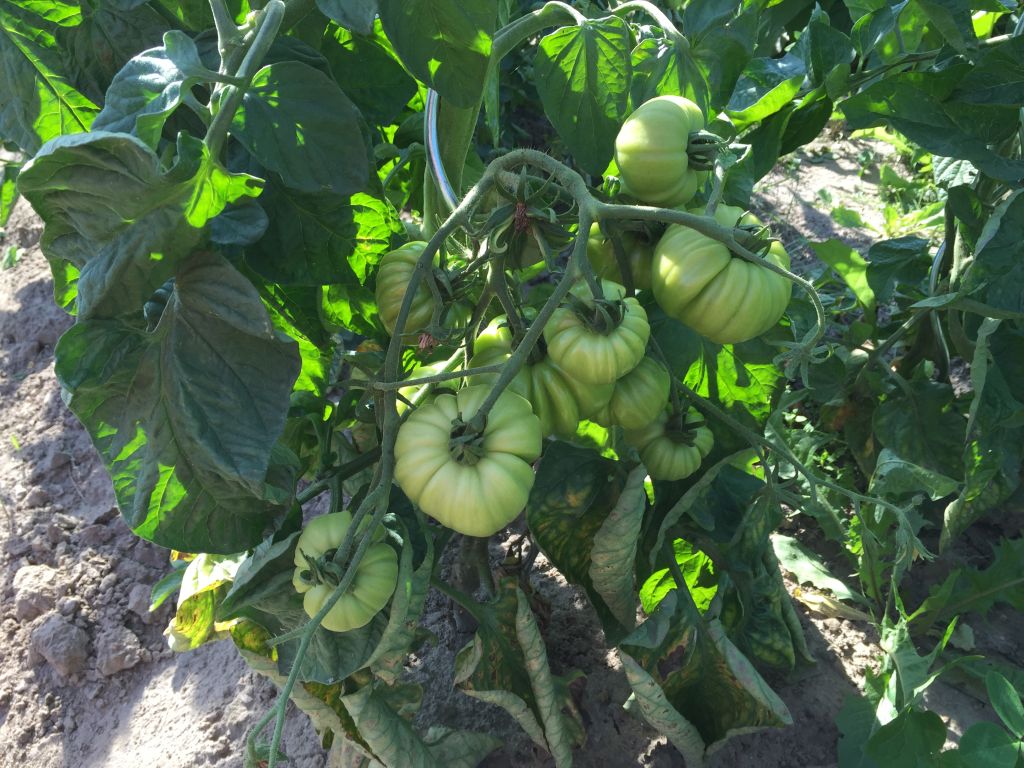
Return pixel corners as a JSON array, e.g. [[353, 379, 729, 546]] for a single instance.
[[205, 0, 285, 160], [295, 447, 382, 505], [209, 0, 243, 66], [611, 0, 686, 43]]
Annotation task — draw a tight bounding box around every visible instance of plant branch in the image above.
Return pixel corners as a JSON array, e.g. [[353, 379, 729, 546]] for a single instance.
[[610, 1, 686, 43], [205, 0, 285, 159]]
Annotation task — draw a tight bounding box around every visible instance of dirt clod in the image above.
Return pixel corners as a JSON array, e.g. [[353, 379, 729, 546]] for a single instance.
[[30, 613, 90, 678]]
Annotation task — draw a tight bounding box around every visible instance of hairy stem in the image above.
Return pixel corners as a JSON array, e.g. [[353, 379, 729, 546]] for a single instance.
[[205, 0, 285, 159]]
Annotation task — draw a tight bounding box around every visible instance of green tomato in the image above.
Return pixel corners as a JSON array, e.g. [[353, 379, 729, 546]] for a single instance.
[[594, 357, 671, 430], [292, 511, 399, 633], [614, 96, 709, 207], [397, 359, 459, 415], [544, 279, 650, 385], [586, 223, 654, 291], [652, 210, 792, 344], [375, 242, 434, 341], [394, 386, 542, 536], [468, 317, 589, 438], [625, 408, 713, 481]]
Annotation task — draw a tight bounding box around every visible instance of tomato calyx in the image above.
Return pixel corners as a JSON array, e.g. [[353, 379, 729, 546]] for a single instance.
[[687, 130, 725, 171], [665, 410, 706, 445], [448, 418, 487, 465], [296, 548, 349, 589], [566, 293, 626, 334]]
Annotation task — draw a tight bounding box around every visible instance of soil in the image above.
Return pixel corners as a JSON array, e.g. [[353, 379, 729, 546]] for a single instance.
[[0, 136, 1009, 768]]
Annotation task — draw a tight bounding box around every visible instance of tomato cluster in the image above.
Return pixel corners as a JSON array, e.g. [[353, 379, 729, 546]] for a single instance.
[[349, 95, 796, 547]]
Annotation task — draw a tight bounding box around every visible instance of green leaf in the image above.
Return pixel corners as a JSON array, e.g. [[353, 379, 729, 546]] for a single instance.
[[873, 378, 964, 479], [0, 0, 99, 154], [316, 0, 377, 35], [217, 530, 301, 622], [987, 672, 1024, 738], [93, 31, 215, 148], [53, 252, 301, 553], [630, 35, 710, 117], [836, 694, 882, 768], [911, 537, 1024, 634], [771, 533, 865, 604], [620, 652, 707, 766], [454, 577, 584, 762], [232, 61, 370, 195], [526, 441, 633, 641], [367, 508, 436, 683], [378, 0, 495, 108], [18, 131, 260, 318], [725, 54, 805, 128], [870, 448, 959, 502], [169, 553, 245, 648], [956, 722, 1020, 768], [842, 74, 1024, 183], [865, 237, 932, 305], [942, 321, 1024, 547], [534, 17, 632, 176], [514, 589, 575, 767], [914, 0, 977, 52], [342, 682, 502, 766], [621, 591, 792, 748], [57, 1, 169, 107], [322, 19, 417, 125], [794, 6, 853, 88], [933, 155, 978, 188], [639, 537, 717, 614], [811, 239, 876, 312], [0, 160, 18, 230], [245, 181, 402, 286], [588, 466, 646, 630], [865, 709, 947, 767], [963, 191, 1024, 316], [149, 563, 186, 610]]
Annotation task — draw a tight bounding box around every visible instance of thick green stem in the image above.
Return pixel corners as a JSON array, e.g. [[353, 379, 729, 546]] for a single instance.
[[205, 0, 285, 159], [295, 447, 382, 505], [209, 0, 243, 65], [611, 0, 686, 43]]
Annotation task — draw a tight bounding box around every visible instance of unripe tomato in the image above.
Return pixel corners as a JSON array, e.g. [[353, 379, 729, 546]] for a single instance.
[[652, 208, 792, 344], [468, 317, 591, 438], [586, 223, 654, 291], [614, 96, 709, 207], [625, 408, 713, 481], [292, 512, 399, 633], [544, 280, 650, 384], [594, 357, 671, 430], [394, 386, 542, 536], [375, 242, 434, 341]]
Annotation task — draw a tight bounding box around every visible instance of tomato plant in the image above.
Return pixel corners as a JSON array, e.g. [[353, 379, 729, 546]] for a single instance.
[[7, 0, 1024, 765]]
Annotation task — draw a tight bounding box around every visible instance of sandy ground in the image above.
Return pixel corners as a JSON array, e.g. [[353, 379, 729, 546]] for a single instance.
[[0, 136, 1006, 767]]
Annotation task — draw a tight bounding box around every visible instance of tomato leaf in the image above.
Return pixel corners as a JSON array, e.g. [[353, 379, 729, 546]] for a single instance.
[[534, 17, 633, 175], [525, 441, 634, 641], [93, 31, 215, 149], [630, 35, 710, 117], [378, 0, 495, 108], [0, 0, 99, 154], [53, 253, 301, 553], [588, 466, 647, 629], [232, 61, 370, 196]]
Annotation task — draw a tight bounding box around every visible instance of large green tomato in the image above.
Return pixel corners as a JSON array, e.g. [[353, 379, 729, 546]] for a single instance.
[[469, 317, 595, 437], [652, 207, 792, 344], [625, 408, 713, 481], [394, 386, 542, 536], [586, 223, 654, 291], [594, 357, 671, 430], [376, 242, 434, 340], [544, 280, 650, 385], [614, 96, 709, 207], [292, 512, 399, 633]]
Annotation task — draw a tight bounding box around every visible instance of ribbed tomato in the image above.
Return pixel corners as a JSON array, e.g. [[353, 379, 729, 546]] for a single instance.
[[625, 408, 713, 481], [394, 386, 542, 536], [614, 96, 710, 207], [543, 280, 650, 385], [652, 206, 792, 344], [292, 512, 399, 633]]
